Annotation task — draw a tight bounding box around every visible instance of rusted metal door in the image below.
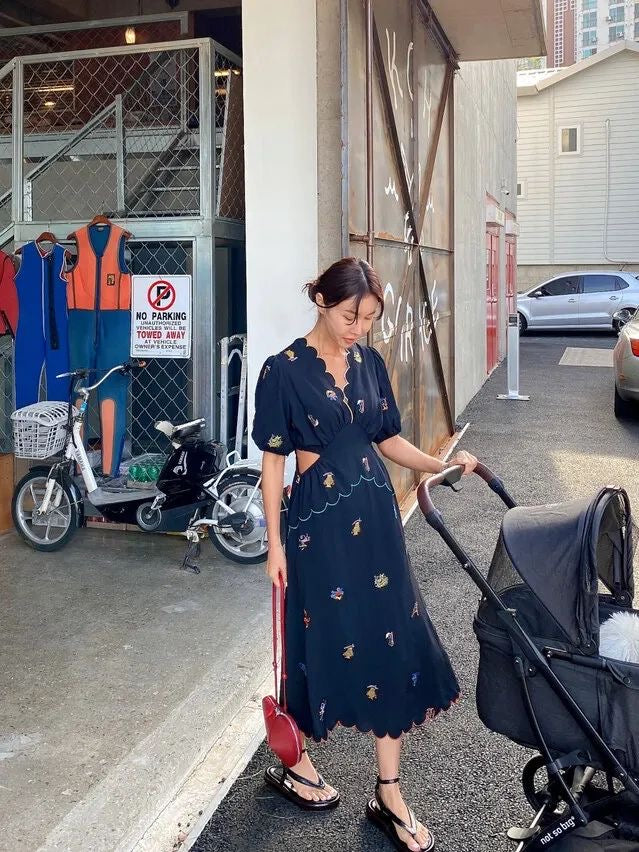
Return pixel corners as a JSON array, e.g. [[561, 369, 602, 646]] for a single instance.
[[486, 230, 499, 373], [347, 0, 457, 503]]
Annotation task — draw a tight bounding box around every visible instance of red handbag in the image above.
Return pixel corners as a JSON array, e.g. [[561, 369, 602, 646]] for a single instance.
[[262, 583, 304, 768]]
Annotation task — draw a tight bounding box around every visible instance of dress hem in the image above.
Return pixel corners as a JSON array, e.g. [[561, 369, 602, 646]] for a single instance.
[[297, 691, 462, 745]]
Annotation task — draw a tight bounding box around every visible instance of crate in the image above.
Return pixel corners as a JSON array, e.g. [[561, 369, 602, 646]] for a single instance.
[[11, 402, 77, 459]]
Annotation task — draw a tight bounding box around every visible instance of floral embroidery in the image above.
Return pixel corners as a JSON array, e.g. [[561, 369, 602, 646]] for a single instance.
[[381, 397, 389, 411], [351, 518, 362, 536], [319, 699, 327, 721], [361, 456, 370, 473], [366, 684, 379, 700], [331, 587, 344, 601], [284, 349, 297, 361], [411, 672, 420, 687], [385, 631, 395, 647], [307, 413, 319, 427], [304, 610, 311, 629], [374, 573, 389, 589], [299, 662, 307, 676], [357, 399, 365, 414], [262, 364, 271, 380], [342, 644, 355, 660], [295, 472, 301, 484], [299, 533, 311, 550], [354, 349, 362, 363], [267, 434, 283, 448], [326, 389, 338, 401], [411, 601, 419, 618], [323, 472, 335, 488], [425, 707, 437, 722]]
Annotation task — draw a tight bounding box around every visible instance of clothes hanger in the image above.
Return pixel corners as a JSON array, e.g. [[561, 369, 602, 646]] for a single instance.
[[88, 215, 112, 226], [35, 231, 57, 245]]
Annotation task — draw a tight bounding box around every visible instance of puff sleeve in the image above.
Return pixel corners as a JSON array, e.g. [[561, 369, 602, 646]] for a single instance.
[[370, 346, 402, 444], [251, 355, 295, 456]]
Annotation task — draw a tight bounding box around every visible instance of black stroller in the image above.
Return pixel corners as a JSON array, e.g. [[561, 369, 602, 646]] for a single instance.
[[419, 463, 639, 851]]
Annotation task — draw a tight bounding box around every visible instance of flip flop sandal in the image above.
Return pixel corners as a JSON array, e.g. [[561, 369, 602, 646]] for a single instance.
[[366, 775, 435, 852], [264, 763, 340, 811]]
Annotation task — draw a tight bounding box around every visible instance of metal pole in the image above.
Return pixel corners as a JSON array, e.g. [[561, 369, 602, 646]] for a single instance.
[[115, 94, 126, 216], [365, 0, 374, 265], [200, 40, 213, 221], [11, 59, 24, 225], [497, 315, 530, 401]]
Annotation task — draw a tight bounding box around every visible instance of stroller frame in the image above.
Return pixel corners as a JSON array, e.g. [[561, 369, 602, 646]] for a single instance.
[[418, 463, 639, 851]]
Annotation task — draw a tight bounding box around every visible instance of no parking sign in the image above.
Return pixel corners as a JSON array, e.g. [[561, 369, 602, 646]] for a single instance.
[[131, 275, 192, 359]]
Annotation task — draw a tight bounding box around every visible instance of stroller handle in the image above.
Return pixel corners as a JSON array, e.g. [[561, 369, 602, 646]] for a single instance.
[[417, 461, 516, 521]]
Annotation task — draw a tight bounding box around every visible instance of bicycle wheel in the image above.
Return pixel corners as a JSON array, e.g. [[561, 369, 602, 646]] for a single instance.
[[12, 470, 78, 551], [208, 470, 287, 564]]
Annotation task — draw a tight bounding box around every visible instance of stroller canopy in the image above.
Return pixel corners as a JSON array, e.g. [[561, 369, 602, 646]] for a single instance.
[[500, 487, 634, 653]]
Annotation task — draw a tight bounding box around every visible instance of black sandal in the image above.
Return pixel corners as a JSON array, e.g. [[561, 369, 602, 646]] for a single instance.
[[264, 750, 340, 811], [366, 776, 435, 851]]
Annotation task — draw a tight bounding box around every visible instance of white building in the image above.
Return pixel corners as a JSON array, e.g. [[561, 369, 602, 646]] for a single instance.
[[516, 41, 639, 291], [577, 0, 639, 62]]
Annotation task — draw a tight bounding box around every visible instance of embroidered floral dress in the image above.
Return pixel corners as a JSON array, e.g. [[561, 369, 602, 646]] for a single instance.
[[252, 337, 459, 742]]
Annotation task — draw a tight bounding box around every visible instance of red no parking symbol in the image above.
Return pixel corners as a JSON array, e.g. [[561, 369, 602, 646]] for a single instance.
[[147, 279, 176, 311]]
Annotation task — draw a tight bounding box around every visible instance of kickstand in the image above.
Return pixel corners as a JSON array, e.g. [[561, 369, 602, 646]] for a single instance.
[[180, 539, 201, 574]]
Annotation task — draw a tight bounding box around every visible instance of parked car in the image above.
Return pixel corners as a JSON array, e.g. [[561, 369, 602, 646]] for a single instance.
[[612, 308, 639, 419], [517, 271, 639, 332]]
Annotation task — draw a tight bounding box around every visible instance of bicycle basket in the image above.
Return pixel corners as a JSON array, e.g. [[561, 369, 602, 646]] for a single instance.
[[11, 401, 76, 459]]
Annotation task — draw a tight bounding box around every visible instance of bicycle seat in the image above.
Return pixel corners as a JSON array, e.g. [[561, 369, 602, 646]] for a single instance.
[[155, 419, 206, 441]]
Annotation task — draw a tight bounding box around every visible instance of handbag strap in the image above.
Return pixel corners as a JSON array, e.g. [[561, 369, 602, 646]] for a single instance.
[[271, 583, 288, 710]]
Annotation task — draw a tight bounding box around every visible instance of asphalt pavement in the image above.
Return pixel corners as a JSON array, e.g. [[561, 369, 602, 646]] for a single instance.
[[191, 332, 639, 852]]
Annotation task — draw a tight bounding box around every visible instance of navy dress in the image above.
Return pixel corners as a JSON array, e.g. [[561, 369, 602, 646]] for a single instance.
[[252, 336, 459, 743]]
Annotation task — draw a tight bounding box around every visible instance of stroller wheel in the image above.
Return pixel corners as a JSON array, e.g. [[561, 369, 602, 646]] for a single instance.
[[522, 756, 576, 820]]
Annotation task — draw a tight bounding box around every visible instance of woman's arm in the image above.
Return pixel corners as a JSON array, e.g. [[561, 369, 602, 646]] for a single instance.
[[377, 434, 477, 475], [261, 451, 288, 586]]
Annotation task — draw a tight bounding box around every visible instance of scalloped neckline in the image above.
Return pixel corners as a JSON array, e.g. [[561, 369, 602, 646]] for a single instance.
[[299, 336, 353, 396]]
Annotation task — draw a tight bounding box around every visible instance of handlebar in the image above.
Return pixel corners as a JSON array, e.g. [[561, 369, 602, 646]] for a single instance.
[[56, 360, 146, 391], [417, 461, 516, 523]]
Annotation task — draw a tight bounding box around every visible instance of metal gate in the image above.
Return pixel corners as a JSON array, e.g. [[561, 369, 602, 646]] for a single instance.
[[347, 0, 457, 503]]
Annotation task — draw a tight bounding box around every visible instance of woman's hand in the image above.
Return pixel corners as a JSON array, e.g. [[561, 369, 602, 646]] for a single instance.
[[266, 541, 287, 587], [450, 450, 478, 475]]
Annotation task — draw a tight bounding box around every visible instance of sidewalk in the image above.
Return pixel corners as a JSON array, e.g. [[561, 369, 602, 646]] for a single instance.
[[189, 332, 639, 852]]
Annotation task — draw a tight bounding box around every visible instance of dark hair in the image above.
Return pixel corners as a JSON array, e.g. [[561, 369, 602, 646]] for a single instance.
[[304, 257, 384, 321]]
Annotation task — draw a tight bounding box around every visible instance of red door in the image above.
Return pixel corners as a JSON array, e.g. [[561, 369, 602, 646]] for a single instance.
[[486, 230, 499, 373], [506, 235, 516, 317]]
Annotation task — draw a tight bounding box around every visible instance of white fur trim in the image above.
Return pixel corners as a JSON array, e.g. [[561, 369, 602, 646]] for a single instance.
[[600, 611, 639, 664]]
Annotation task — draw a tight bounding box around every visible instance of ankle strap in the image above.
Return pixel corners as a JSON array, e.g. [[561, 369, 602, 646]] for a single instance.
[[377, 775, 400, 785]]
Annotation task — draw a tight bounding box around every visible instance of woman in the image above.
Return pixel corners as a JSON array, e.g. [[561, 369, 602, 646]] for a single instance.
[[251, 257, 477, 852]]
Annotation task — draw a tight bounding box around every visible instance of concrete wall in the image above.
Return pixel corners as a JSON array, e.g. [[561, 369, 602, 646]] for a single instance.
[[243, 0, 319, 465], [453, 59, 518, 415]]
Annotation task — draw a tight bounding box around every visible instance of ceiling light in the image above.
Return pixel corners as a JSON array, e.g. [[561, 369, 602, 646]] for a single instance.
[[44, 99, 56, 108], [125, 26, 136, 45]]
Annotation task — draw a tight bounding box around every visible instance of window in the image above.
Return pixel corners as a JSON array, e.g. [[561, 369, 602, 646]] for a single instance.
[[582, 274, 617, 294], [636, 2, 639, 19], [540, 277, 580, 297], [583, 48, 598, 58], [608, 6, 625, 22], [615, 277, 629, 290], [517, 179, 527, 199], [609, 24, 625, 40], [583, 11, 597, 27], [583, 0, 597, 8], [635, 21, 639, 37], [583, 29, 598, 46], [559, 126, 580, 154]]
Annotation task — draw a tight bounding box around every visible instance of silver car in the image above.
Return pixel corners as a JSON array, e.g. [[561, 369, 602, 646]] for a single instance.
[[613, 308, 639, 418], [517, 271, 639, 332]]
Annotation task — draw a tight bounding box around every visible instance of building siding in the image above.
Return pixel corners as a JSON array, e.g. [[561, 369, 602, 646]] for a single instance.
[[517, 49, 639, 276]]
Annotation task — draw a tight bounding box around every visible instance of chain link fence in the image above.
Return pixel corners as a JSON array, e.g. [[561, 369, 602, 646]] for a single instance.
[[0, 17, 186, 64], [0, 335, 12, 454], [0, 65, 12, 237], [214, 50, 244, 220], [22, 45, 200, 221]]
